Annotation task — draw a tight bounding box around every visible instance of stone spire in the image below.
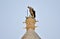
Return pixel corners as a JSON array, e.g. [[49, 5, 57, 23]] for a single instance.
[[21, 6, 41, 39]]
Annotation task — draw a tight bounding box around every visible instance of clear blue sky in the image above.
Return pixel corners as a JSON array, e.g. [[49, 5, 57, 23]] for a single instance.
[[0, 0, 60, 39]]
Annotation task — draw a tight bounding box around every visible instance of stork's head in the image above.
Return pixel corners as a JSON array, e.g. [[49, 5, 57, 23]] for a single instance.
[[27, 6, 33, 9], [28, 6, 30, 8]]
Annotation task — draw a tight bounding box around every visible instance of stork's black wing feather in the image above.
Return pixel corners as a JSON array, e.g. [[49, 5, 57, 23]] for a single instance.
[[32, 9, 36, 18]]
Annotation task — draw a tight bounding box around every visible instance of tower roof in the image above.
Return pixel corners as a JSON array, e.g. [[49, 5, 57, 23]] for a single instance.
[[22, 29, 41, 39]]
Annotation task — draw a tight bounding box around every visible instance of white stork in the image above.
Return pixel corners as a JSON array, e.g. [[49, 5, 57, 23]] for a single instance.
[[28, 6, 36, 18]]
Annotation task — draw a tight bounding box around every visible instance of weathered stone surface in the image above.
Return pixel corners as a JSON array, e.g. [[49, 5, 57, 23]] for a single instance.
[[22, 29, 41, 39]]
